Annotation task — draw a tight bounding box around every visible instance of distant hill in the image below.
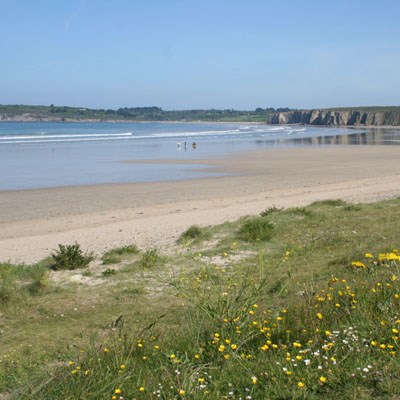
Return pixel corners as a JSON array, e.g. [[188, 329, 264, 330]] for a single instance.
[[4, 104, 400, 126], [0, 104, 283, 123]]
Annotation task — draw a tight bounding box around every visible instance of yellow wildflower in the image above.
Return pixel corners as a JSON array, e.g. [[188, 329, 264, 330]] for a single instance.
[[351, 261, 366, 268]]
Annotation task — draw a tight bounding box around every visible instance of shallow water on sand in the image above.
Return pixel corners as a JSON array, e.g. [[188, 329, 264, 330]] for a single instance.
[[0, 122, 398, 190]]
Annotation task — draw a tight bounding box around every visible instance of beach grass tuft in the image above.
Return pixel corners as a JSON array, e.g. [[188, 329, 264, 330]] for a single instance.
[[138, 248, 165, 269], [102, 244, 139, 265], [178, 225, 212, 245], [237, 217, 274, 242]]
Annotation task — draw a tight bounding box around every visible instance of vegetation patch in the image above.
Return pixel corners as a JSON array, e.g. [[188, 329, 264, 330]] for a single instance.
[[138, 249, 165, 269], [102, 244, 139, 265], [0, 262, 49, 306], [178, 225, 212, 245], [237, 217, 274, 242], [50, 243, 94, 271], [3, 198, 400, 399], [101, 268, 117, 277], [260, 205, 282, 217]]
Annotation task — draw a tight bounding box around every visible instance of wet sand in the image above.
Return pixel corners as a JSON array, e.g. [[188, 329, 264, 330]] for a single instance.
[[1, 145, 400, 263]]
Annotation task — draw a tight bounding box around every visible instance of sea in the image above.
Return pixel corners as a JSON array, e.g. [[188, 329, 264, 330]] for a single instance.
[[0, 121, 399, 191]]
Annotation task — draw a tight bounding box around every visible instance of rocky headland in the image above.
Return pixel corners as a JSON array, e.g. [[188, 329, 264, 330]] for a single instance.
[[271, 109, 400, 126]]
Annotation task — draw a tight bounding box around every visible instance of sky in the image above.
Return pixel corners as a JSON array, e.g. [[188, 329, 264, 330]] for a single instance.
[[1, 0, 400, 110]]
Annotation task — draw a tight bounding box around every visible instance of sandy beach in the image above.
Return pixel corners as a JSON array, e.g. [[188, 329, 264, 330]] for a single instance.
[[1, 145, 400, 264]]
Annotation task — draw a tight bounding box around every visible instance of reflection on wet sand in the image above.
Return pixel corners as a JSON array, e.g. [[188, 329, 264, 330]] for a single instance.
[[283, 128, 400, 146]]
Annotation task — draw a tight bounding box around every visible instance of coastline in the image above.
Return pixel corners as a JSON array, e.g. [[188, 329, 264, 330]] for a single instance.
[[2, 118, 400, 129], [1, 145, 400, 264]]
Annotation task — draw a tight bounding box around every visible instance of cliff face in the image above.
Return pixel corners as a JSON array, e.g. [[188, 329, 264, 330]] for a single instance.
[[270, 110, 400, 126]]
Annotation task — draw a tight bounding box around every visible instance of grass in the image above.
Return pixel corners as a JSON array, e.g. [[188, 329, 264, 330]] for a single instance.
[[1, 198, 400, 399], [101, 244, 139, 265], [237, 217, 274, 242], [177, 225, 212, 245]]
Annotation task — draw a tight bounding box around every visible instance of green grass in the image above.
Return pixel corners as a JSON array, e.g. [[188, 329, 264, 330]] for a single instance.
[[101, 244, 139, 265], [2, 198, 400, 399], [237, 217, 274, 242], [177, 225, 212, 245]]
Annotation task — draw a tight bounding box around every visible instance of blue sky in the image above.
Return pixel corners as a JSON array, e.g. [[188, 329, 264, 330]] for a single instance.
[[1, 0, 400, 110]]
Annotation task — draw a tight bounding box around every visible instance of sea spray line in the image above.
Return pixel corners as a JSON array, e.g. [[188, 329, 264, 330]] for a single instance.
[[0, 132, 133, 140], [0, 127, 299, 145]]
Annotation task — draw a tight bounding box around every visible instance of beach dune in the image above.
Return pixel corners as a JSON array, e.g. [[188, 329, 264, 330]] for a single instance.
[[1, 145, 400, 264]]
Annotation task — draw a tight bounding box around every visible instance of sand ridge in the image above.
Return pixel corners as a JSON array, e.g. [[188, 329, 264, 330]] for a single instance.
[[1, 145, 400, 264]]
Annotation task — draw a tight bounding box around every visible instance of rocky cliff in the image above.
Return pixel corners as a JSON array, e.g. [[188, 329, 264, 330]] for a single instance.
[[270, 110, 400, 126]]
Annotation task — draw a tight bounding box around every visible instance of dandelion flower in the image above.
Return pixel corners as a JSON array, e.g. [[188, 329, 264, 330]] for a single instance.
[[319, 376, 328, 383], [297, 381, 305, 388]]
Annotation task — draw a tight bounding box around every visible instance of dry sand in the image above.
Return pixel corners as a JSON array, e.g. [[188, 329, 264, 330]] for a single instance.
[[1, 145, 400, 264]]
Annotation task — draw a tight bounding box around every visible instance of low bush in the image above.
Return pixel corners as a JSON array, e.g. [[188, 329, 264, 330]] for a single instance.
[[179, 225, 202, 240], [50, 243, 93, 271], [138, 249, 164, 269]]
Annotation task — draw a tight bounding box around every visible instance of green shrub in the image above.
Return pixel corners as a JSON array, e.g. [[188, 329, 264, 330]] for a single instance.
[[138, 249, 164, 269], [50, 243, 93, 271], [237, 218, 274, 242], [102, 268, 117, 277], [102, 245, 139, 265], [180, 225, 202, 240]]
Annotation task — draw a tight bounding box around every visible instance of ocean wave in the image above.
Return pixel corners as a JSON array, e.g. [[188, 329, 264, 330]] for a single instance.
[[0, 132, 133, 141]]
